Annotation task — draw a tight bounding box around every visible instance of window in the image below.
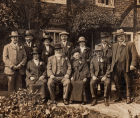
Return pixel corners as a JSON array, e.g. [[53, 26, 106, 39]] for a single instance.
[[137, 0, 140, 5], [125, 32, 134, 42], [96, 0, 114, 8]]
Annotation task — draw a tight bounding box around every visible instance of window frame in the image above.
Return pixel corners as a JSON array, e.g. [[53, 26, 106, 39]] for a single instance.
[[137, 0, 140, 5], [95, 0, 115, 8]]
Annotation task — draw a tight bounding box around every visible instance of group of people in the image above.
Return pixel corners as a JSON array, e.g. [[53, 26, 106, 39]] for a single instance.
[[2, 29, 138, 106]]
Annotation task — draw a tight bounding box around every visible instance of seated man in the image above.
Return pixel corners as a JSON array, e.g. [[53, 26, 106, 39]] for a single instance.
[[70, 51, 89, 105], [47, 43, 71, 105], [26, 47, 47, 101], [90, 45, 111, 106]]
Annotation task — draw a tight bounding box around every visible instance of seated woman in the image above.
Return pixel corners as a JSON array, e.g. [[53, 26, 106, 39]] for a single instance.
[[26, 47, 47, 102], [70, 51, 89, 105]]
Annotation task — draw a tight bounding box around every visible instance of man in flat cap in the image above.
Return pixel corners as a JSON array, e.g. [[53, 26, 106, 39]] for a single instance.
[[90, 44, 111, 106], [3, 31, 27, 92], [60, 31, 73, 59], [111, 29, 138, 104], [41, 32, 54, 65], [47, 43, 71, 105]]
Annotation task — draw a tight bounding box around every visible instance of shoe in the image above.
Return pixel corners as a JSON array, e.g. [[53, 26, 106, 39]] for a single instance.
[[126, 97, 131, 104], [82, 101, 86, 105], [91, 99, 97, 106], [113, 98, 122, 102], [63, 99, 69, 105], [104, 98, 109, 106], [69, 100, 73, 104]]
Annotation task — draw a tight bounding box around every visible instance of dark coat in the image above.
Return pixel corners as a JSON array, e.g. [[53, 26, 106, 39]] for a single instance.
[[61, 41, 73, 59], [90, 56, 111, 78], [70, 59, 89, 101], [26, 60, 46, 86], [41, 45, 54, 64], [110, 42, 138, 72], [72, 59, 89, 80], [72, 46, 91, 63], [24, 42, 36, 61]]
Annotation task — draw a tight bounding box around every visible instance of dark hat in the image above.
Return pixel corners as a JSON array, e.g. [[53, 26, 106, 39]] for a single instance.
[[9, 31, 20, 37], [113, 29, 126, 36], [42, 32, 53, 42], [95, 44, 102, 51], [54, 43, 62, 50], [32, 47, 41, 54], [77, 36, 86, 43], [101, 32, 111, 38], [59, 31, 69, 36], [25, 30, 33, 39]]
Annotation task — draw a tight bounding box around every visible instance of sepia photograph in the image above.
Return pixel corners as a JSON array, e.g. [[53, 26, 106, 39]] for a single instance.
[[0, 0, 140, 118]]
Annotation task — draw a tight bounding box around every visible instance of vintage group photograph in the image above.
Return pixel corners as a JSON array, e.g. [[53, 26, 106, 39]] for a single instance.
[[0, 0, 140, 118]]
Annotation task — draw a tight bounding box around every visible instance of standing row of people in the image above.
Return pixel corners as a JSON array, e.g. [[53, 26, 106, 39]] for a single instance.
[[2, 29, 138, 106]]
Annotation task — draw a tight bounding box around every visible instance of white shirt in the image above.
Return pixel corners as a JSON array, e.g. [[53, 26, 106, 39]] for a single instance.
[[26, 42, 32, 47], [62, 41, 67, 47], [33, 59, 39, 66], [45, 45, 50, 52], [80, 46, 86, 53]]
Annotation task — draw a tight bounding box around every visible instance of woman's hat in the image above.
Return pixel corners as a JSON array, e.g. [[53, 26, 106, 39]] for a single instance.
[[77, 36, 86, 43], [42, 32, 53, 42]]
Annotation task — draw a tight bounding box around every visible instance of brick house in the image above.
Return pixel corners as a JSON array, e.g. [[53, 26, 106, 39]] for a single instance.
[[70, 0, 140, 54]]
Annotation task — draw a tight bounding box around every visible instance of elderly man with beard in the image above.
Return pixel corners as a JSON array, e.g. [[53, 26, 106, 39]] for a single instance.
[[47, 43, 71, 105], [111, 29, 138, 104]]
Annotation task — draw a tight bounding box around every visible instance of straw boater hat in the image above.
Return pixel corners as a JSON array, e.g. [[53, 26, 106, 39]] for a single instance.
[[59, 31, 69, 36], [114, 29, 126, 36], [77, 36, 87, 43], [9, 31, 20, 37]]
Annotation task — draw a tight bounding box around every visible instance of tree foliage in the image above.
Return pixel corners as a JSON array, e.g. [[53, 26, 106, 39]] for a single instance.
[[70, 3, 120, 34]]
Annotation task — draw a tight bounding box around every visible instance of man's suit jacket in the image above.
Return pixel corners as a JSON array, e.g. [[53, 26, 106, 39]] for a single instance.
[[26, 60, 46, 86], [61, 41, 73, 58], [111, 42, 138, 72], [72, 46, 91, 62], [3, 43, 27, 75], [90, 56, 110, 77], [41, 45, 54, 64], [47, 55, 71, 77]]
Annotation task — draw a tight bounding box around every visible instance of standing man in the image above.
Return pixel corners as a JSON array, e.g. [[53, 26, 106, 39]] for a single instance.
[[47, 43, 71, 105], [99, 33, 112, 96], [3, 31, 27, 92], [24, 30, 36, 62], [41, 32, 54, 65], [60, 31, 73, 59], [72, 36, 91, 63], [26, 47, 47, 101], [111, 29, 138, 104], [90, 45, 111, 106]]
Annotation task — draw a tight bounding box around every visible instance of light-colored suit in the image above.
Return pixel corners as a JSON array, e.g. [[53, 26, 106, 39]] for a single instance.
[[3, 42, 27, 92], [47, 55, 71, 100], [3, 43, 27, 75], [47, 55, 71, 77]]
